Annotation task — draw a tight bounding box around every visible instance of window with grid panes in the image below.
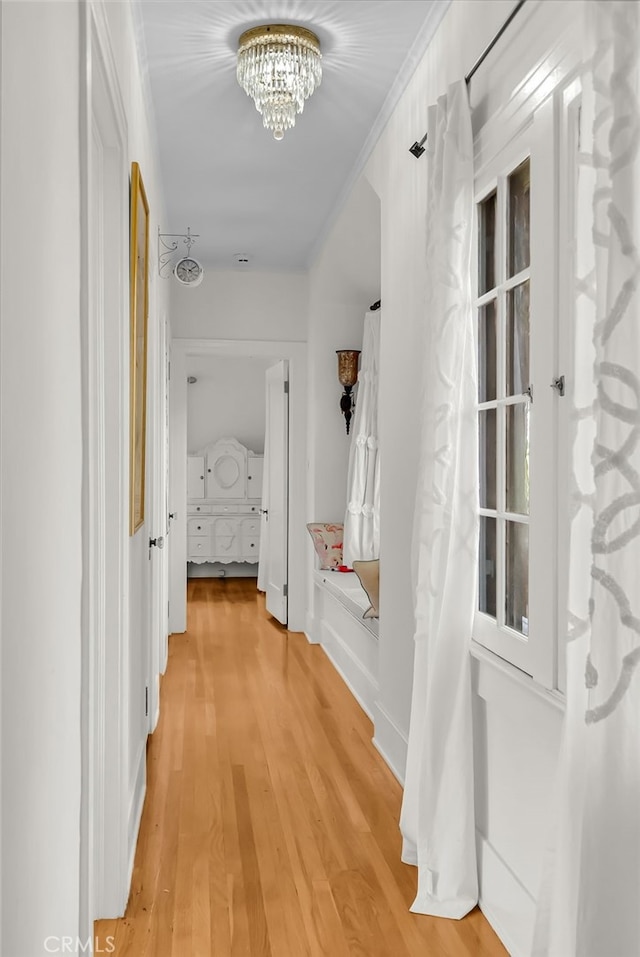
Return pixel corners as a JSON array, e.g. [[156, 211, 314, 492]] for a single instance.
[[469, 15, 584, 691], [475, 157, 536, 674]]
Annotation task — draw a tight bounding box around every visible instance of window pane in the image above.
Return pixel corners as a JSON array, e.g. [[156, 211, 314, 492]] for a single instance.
[[508, 159, 530, 277], [506, 281, 530, 395], [479, 516, 497, 618], [505, 521, 529, 635], [478, 300, 497, 402], [479, 409, 497, 509], [479, 191, 497, 294], [506, 403, 530, 515]]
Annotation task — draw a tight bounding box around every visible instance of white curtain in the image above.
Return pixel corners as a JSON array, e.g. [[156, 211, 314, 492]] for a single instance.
[[533, 4, 640, 955], [399, 80, 478, 918], [343, 310, 381, 567]]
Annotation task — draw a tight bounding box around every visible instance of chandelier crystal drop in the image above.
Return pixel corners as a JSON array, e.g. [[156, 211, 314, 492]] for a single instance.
[[237, 24, 322, 141]]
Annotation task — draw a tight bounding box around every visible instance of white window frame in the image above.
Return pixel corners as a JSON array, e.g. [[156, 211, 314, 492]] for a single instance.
[[471, 53, 583, 691]]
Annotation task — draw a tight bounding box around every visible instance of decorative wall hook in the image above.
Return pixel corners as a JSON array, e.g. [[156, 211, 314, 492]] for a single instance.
[[336, 350, 361, 435]]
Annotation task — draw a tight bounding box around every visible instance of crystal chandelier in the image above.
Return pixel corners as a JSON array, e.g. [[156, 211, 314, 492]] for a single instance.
[[237, 24, 322, 141]]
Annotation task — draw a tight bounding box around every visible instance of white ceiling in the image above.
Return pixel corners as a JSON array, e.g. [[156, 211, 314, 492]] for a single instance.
[[133, 0, 447, 271]]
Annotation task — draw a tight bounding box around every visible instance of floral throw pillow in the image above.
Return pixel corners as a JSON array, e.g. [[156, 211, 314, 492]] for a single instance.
[[306, 522, 344, 570]]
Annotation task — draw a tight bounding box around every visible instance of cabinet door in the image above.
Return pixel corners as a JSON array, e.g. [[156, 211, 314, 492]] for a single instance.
[[188, 456, 205, 499], [206, 443, 246, 500], [247, 454, 264, 500]]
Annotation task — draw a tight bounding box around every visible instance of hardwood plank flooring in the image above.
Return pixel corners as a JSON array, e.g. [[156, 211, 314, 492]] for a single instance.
[[95, 578, 507, 956]]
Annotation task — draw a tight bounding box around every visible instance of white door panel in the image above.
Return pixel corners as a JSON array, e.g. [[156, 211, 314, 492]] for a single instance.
[[265, 361, 289, 625]]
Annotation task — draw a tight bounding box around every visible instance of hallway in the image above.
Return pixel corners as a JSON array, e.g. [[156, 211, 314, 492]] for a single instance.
[[96, 579, 507, 956]]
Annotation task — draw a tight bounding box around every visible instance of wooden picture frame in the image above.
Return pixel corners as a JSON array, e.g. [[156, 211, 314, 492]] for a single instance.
[[129, 162, 149, 534]]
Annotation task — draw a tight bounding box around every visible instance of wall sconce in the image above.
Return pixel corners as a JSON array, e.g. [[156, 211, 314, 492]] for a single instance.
[[336, 350, 361, 434]]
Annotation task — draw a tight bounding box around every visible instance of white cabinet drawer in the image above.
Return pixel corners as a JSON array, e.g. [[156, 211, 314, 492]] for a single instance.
[[190, 504, 212, 515], [241, 518, 261, 537], [210, 503, 259, 514], [188, 518, 212, 536], [188, 536, 211, 557], [243, 538, 260, 557]]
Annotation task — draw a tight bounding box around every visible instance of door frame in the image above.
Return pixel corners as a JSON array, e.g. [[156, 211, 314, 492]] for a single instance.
[[264, 359, 290, 624], [80, 0, 130, 932], [147, 295, 169, 732], [169, 338, 307, 633]]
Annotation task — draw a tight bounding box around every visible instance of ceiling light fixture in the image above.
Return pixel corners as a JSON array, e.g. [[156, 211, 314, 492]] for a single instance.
[[236, 24, 322, 141]]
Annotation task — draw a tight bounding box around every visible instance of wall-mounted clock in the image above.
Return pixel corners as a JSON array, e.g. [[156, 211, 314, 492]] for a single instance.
[[174, 256, 204, 287]]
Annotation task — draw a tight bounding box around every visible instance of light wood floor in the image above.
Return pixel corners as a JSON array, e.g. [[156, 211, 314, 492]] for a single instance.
[[95, 578, 507, 957]]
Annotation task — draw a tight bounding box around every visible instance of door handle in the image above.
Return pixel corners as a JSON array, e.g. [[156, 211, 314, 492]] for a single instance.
[[149, 536, 165, 549]]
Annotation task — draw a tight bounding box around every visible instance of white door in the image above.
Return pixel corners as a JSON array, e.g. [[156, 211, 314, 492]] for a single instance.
[[264, 360, 289, 624], [147, 309, 169, 732]]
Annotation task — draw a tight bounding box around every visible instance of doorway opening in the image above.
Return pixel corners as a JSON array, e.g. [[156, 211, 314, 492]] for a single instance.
[[185, 354, 273, 582], [168, 338, 307, 635]]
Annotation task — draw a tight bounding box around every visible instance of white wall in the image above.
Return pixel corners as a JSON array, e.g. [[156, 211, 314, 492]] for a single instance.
[[1, 3, 83, 952], [187, 357, 272, 454], [365, 0, 522, 778], [308, 2, 577, 955], [171, 269, 308, 341], [307, 176, 381, 527], [305, 175, 380, 639], [101, 0, 170, 908], [0, 2, 171, 950]]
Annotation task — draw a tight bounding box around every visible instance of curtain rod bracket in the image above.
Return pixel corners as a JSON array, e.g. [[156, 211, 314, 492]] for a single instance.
[[370, 299, 381, 311], [409, 133, 427, 158]]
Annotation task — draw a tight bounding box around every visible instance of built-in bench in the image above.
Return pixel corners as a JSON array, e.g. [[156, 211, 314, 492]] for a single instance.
[[311, 569, 379, 719]]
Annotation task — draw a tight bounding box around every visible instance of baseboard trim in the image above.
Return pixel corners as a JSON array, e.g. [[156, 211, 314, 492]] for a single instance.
[[320, 619, 378, 721], [305, 611, 319, 644], [126, 740, 147, 897], [371, 701, 408, 785], [477, 832, 536, 957]]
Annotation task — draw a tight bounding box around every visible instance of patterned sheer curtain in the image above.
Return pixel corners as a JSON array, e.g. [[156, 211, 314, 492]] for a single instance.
[[342, 310, 381, 567], [533, 4, 640, 954], [399, 80, 479, 918]]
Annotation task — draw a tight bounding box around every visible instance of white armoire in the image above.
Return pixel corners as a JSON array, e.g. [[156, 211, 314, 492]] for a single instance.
[[187, 437, 264, 565]]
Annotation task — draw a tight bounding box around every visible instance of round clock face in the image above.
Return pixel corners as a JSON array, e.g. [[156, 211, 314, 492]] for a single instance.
[[174, 257, 204, 287]]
